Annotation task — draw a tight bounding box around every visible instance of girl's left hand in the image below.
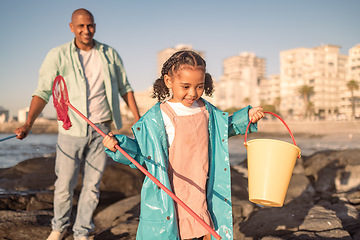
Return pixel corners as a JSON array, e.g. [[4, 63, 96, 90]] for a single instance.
[[249, 107, 265, 123]]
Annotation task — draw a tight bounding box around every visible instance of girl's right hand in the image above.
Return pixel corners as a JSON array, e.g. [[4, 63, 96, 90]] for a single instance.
[[102, 132, 118, 152]]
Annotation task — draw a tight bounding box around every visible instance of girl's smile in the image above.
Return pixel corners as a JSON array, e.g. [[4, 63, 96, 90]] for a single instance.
[[165, 68, 205, 107]]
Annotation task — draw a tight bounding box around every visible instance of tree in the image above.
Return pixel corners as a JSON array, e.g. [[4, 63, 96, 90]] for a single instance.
[[298, 85, 314, 118], [243, 97, 250, 106], [273, 97, 281, 114], [347, 80, 359, 119], [306, 101, 315, 118]]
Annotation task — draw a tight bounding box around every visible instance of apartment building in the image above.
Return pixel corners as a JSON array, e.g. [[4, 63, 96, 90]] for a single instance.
[[156, 44, 205, 77], [214, 52, 265, 110], [279, 44, 347, 119], [0, 106, 9, 123], [18, 107, 30, 123], [339, 43, 360, 119], [259, 74, 281, 109]]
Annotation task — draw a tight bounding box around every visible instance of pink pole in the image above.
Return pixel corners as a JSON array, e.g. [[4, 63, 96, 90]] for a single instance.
[[67, 102, 222, 240]]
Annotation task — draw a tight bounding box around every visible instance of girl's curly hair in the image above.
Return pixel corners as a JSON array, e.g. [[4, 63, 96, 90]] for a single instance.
[[152, 50, 214, 102]]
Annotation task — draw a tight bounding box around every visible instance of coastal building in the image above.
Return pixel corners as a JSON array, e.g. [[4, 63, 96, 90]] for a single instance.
[[0, 106, 9, 123], [119, 87, 157, 123], [339, 43, 360, 119], [214, 52, 265, 110], [259, 74, 281, 111], [279, 44, 347, 119], [134, 88, 157, 115], [156, 44, 205, 78], [18, 107, 30, 123]]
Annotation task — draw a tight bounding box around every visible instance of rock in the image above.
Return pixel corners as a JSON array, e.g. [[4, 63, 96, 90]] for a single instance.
[[298, 204, 343, 232], [320, 200, 360, 237], [93, 195, 140, 238], [335, 164, 360, 193], [303, 149, 360, 194], [99, 160, 144, 198], [297, 204, 353, 239], [0, 156, 56, 191], [234, 149, 360, 240], [283, 173, 315, 205], [1, 149, 360, 239], [0, 156, 144, 209], [0, 210, 53, 239]]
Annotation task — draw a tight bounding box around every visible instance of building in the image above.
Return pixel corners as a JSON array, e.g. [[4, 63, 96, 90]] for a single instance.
[[134, 88, 157, 115], [157, 44, 205, 77], [279, 44, 347, 119], [18, 107, 30, 123], [0, 106, 9, 123], [214, 52, 265, 110], [259, 74, 281, 110], [339, 43, 360, 119]]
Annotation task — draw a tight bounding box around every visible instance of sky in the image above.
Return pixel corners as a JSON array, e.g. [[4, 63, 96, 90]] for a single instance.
[[0, 0, 359, 118]]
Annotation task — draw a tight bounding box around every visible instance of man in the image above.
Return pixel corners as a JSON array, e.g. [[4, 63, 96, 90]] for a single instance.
[[15, 8, 140, 240]]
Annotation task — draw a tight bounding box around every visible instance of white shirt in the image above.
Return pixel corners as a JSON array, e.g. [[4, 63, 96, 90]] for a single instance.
[[161, 101, 202, 146], [78, 48, 112, 123]]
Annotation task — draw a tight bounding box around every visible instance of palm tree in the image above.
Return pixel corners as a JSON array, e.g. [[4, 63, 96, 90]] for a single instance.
[[298, 85, 314, 118], [347, 80, 359, 119], [273, 97, 281, 114], [306, 101, 315, 119], [243, 97, 250, 106]]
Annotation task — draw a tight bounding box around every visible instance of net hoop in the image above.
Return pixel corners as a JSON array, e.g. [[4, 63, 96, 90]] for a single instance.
[[52, 75, 72, 130]]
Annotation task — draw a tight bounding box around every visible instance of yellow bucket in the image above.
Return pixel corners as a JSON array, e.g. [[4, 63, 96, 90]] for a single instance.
[[244, 112, 301, 207]]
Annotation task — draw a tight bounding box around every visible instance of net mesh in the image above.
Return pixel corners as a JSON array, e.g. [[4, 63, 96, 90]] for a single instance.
[[52, 75, 72, 130]]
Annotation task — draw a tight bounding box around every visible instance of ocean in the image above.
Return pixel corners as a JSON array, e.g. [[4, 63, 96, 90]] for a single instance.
[[0, 132, 359, 169], [0, 133, 58, 169]]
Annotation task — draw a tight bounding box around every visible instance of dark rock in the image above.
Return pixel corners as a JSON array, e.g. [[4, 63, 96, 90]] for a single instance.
[[93, 194, 140, 238], [0, 156, 56, 191], [0, 149, 360, 240], [0, 210, 53, 239]]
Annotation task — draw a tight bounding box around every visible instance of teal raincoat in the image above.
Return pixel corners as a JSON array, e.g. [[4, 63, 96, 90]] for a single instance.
[[105, 99, 258, 240]]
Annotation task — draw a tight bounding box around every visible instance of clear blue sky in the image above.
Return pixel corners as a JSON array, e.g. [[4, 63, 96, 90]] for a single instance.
[[1, 0, 359, 118]]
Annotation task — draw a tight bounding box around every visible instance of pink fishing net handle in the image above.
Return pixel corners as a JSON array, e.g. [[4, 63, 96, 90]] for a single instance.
[[53, 75, 221, 239], [244, 111, 300, 158]]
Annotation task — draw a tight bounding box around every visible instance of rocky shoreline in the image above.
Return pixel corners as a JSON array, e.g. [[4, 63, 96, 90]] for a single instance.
[[0, 148, 360, 239]]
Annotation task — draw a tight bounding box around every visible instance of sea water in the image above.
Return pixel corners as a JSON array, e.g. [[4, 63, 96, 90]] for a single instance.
[[0, 132, 359, 169], [0, 133, 58, 168]]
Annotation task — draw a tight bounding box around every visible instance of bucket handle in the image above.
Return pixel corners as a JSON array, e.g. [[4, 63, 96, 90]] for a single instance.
[[244, 111, 299, 156]]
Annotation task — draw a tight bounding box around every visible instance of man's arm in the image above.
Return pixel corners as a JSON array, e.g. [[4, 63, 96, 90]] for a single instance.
[[121, 91, 140, 122], [15, 96, 47, 139]]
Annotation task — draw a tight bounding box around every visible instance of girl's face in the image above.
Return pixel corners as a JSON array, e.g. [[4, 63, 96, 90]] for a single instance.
[[164, 68, 205, 107]]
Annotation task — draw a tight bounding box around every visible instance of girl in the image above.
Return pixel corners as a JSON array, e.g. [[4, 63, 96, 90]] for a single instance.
[[103, 50, 264, 240]]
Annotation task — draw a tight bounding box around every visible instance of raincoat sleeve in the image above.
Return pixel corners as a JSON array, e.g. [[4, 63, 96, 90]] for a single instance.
[[228, 105, 258, 137], [104, 134, 144, 169]]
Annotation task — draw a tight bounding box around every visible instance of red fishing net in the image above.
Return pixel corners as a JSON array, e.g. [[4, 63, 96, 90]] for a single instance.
[[52, 75, 72, 130]]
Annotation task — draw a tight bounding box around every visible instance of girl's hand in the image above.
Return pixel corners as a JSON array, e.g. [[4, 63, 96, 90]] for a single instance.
[[249, 106, 265, 123], [102, 132, 118, 152]]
